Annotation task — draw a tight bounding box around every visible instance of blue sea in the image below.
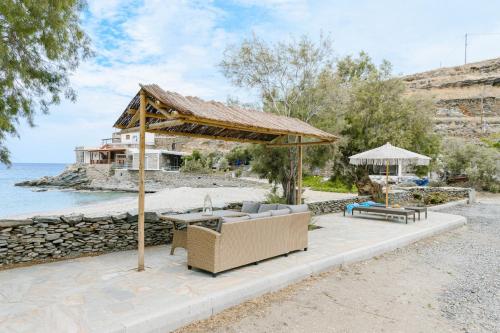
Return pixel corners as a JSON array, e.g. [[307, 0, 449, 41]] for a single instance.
[[0, 163, 134, 218]]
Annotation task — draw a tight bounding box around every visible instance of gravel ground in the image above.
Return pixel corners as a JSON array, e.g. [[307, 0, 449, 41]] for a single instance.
[[176, 197, 500, 333]]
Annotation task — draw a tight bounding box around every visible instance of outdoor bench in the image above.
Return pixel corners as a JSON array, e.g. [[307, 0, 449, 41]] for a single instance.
[[344, 206, 416, 224]]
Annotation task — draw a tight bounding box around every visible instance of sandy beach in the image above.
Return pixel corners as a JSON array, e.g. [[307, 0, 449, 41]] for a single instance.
[[6, 186, 357, 219]]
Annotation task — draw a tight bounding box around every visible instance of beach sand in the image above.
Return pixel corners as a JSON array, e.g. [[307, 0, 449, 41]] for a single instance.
[[6, 187, 357, 219]]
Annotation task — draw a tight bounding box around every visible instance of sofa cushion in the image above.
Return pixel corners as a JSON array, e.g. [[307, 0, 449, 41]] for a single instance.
[[241, 201, 260, 214], [282, 204, 309, 213], [248, 211, 272, 219], [217, 215, 250, 232], [258, 203, 278, 213], [270, 208, 291, 216]]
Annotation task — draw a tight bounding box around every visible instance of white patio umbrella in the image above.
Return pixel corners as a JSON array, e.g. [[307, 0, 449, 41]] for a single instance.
[[349, 142, 431, 207]]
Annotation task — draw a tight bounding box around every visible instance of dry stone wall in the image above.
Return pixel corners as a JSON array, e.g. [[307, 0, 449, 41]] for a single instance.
[[0, 212, 173, 267], [0, 187, 470, 268]]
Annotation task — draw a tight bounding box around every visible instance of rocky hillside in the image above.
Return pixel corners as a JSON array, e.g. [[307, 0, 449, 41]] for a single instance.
[[402, 57, 500, 139]]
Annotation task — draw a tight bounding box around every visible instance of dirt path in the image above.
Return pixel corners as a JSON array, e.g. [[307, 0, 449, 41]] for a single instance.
[[176, 197, 500, 333]]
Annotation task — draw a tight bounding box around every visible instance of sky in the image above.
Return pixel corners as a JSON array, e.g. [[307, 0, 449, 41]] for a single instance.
[[7, 0, 500, 163]]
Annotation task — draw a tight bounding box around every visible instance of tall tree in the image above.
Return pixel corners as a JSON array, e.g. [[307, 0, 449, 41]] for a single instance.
[[0, 0, 92, 165], [220, 35, 335, 203], [330, 52, 441, 197]]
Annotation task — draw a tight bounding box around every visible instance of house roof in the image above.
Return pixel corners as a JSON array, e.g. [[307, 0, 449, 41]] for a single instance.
[[113, 84, 337, 145]]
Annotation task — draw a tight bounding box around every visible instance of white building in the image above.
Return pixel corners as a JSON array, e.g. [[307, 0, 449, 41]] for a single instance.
[[75, 131, 187, 171]]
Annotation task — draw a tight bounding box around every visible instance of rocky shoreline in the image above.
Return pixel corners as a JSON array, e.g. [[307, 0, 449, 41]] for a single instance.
[[15, 164, 270, 193]]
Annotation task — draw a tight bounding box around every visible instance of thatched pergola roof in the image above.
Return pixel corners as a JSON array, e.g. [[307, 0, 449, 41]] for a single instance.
[[113, 84, 337, 146]]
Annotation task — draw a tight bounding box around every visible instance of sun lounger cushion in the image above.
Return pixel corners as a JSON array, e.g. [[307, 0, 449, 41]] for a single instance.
[[217, 215, 250, 232], [279, 204, 309, 213], [241, 201, 261, 214], [258, 203, 278, 213], [248, 211, 272, 219], [270, 208, 291, 216]]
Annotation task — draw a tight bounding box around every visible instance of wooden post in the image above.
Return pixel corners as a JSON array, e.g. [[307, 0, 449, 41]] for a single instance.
[[296, 136, 303, 205], [138, 90, 146, 271], [385, 161, 389, 208]]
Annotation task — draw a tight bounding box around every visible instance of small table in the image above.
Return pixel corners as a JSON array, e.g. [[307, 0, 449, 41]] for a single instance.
[[404, 206, 428, 220], [160, 210, 247, 254]]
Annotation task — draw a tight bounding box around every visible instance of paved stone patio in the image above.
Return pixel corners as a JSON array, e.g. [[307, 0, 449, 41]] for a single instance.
[[0, 211, 466, 333]]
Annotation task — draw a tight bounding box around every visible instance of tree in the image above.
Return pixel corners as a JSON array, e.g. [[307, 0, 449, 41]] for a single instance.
[[220, 35, 335, 203], [441, 138, 499, 192], [329, 53, 441, 197], [0, 0, 92, 165]]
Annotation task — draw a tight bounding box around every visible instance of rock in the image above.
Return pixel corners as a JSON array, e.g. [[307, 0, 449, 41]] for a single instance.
[[33, 216, 61, 224], [61, 214, 84, 225], [111, 213, 129, 221], [45, 233, 61, 241], [22, 227, 36, 235], [0, 219, 33, 228]]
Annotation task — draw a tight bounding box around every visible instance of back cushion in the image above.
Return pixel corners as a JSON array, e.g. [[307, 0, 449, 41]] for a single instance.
[[258, 203, 278, 213], [286, 204, 309, 213], [270, 208, 291, 216], [241, 201, 260, 214], [217, 215, 250, 232], [248, 211, 272, 219]]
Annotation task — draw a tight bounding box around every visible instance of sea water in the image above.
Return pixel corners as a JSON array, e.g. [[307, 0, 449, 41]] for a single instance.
[[0, 163, 134, 218]]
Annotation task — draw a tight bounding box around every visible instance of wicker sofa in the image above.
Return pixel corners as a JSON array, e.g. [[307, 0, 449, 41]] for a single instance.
[[187, 203, 310, 277]]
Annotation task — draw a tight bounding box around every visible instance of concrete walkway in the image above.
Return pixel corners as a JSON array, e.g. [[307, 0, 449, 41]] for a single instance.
[[0, 211, 466, 333]]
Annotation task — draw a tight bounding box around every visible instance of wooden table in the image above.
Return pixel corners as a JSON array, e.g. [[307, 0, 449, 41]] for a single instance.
[[160, 210, 247, 254]]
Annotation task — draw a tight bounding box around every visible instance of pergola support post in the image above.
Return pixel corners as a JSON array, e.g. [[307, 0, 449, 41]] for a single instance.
[[138, 90, 146, 271], [296, 136, 303, 205]]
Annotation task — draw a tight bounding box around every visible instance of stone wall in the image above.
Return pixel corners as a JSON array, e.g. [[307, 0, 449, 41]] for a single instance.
[[0, 187, 470, 268], [307, 196, 371, 216], [0, 212, 173, 267], [389, 186, 471, 204]]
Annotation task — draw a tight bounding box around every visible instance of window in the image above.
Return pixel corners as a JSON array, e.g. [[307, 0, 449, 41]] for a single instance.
[[171, 142, 176, 150], [133, 135, 138, 142], [126, 135, 130, 140]]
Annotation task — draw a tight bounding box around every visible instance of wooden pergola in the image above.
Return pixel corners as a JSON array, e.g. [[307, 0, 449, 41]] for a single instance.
[[113, 84, 337, 271]]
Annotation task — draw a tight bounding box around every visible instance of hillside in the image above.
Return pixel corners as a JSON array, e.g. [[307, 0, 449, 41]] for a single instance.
[[402, 58, 500, 139]]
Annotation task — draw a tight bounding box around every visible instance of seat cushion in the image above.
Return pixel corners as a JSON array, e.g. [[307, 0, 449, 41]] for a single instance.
[[248, 211, 272, 219], [283, 204, 309, 213], [270, 208, 291, 216], [217, 215, 250, 232], [241, 201, 260, 214], [257, 203, 278, 213]]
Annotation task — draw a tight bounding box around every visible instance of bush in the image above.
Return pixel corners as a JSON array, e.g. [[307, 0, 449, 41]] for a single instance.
[[234, 168, 243, 178], [302, 175, 357, 193], [424, 192, 447, 205], [412, 193, 422, 201], [180, 159, 209, 173], [441, 139, 500, 192], [265, 187, 287, 204]]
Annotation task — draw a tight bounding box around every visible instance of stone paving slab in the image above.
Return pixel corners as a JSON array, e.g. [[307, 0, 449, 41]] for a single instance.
[[0, 211, 466, 333]]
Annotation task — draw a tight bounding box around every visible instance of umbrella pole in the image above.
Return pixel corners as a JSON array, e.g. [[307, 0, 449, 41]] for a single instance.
[[385, 161, 389, 208]]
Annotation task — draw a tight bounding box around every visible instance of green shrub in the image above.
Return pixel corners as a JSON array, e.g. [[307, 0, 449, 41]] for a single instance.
[[441, 139, 500, 192], [265, 187, 287, 204], [424, 192, 447, 205], [234, 168, 243, 178], [412, 193, 422, 201], [180, 159, 209, 173], [302, 175, 357, 193]]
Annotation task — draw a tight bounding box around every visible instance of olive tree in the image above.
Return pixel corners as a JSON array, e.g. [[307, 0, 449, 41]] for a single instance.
[[220, 35, 335, 203]]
